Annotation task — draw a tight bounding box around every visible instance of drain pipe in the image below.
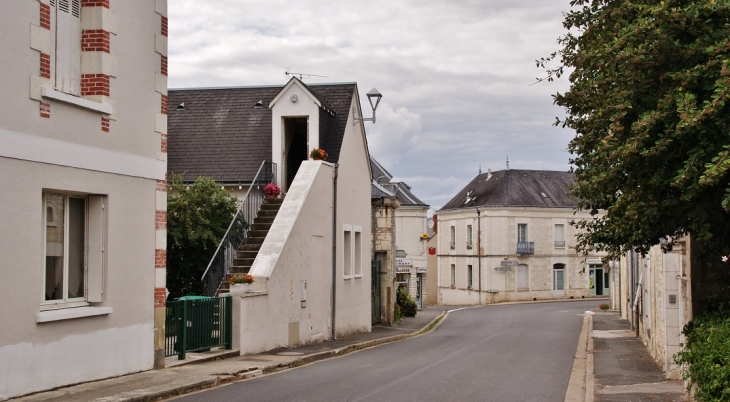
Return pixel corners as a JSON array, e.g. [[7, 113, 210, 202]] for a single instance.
[[331, 163, 339, 341]]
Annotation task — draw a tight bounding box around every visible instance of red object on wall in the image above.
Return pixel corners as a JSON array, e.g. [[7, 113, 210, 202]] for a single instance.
[[428, 247, 436, 255]]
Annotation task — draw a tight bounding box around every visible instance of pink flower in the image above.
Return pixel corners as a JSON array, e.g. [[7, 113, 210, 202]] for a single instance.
[[722, 256, 728, 263]]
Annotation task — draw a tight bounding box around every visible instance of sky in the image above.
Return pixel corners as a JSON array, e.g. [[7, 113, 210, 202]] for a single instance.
[[168, 0, 576, 213]]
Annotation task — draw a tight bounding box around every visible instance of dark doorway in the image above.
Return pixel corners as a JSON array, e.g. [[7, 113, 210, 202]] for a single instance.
[[284, 117, 308, 191]]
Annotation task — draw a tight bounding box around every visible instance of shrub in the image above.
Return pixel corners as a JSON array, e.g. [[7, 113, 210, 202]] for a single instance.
[[397, 287, 418, 318], [393, 303, 402, 325], [599, 303, 609, 310], [674, 308, 730, 401]]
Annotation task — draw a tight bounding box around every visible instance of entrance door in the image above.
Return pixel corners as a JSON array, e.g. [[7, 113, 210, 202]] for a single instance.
[[283, 117, 308, 192], [371, 260, 382, 324], [589, 264, 606, 296], [416, 274, 423, 309]]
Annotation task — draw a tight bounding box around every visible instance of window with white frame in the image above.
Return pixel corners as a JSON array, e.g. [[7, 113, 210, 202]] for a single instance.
[[343, 229, 352, 277], [554, 224, 565, 247], [467, 265, 473, 288], [517, 264, 529, 290], [450, 264, 456, 287], [450, 226, 455, 249], [49, 0, 82, 95], [553, 263, 565, 291], [343, 224, 362, 279], [43, 193, 105, 308], [354, 230, 362, 277], [466, 225, 473, 249], [517, 223, 528, 243]]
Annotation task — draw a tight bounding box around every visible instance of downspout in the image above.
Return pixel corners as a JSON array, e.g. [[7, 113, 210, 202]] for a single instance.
[[617, 259, 622, 318], [331, 163, 339, 340], [476, 208, 481, 305]]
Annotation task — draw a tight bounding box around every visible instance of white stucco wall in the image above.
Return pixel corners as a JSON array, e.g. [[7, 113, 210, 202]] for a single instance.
[[435, 207, 604, 305], [0, 2, 162, 398]]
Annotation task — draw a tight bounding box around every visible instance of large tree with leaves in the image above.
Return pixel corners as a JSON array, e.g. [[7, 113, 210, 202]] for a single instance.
[[167, 176, 239, 298], [541, 0, 730, 260]]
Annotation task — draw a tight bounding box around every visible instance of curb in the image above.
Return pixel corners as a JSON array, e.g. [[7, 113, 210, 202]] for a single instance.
[[586, 314, 595, 402], [564, 312, 592, 402]]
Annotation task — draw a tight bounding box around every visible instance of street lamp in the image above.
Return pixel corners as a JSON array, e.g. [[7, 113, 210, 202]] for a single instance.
[[354, 88, 383, 125]]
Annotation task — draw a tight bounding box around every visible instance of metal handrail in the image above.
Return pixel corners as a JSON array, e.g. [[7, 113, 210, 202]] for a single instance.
[[200, 161, 276, 296]]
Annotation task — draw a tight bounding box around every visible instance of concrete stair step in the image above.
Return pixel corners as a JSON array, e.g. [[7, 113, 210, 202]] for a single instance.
[[254, 216, 275, 225], [233, 257, 256, 266], [237, 250, 258, 259], [229, 265, 251, 274], [248, 230, 269, 238], [244, 237, 265, 245], [241, 243, 262, 252], [250, 223, 272, 231]]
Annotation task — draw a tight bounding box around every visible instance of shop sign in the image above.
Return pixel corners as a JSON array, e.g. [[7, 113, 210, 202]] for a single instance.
[[416, 267, 427, 273]]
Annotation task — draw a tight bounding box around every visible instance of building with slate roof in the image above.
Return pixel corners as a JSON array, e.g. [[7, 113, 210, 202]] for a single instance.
[[433, 168, 606, 305], [370, 157, 430, 320], [167, 77, 374, 353]]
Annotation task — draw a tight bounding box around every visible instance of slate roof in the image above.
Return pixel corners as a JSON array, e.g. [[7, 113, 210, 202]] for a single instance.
[[369, 157, 428, 207], [167, 82, 357, 183], [439, 169, 577, 211]]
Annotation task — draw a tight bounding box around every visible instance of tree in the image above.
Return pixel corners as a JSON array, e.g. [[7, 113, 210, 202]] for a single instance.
[[167, 176, 239, 298], [540, 0, 730, 260]]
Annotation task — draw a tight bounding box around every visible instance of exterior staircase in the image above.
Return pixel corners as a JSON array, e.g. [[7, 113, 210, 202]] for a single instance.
[[218, 197, 284, 295]]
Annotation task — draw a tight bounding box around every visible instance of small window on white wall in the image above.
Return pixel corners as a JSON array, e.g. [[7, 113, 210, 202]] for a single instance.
[[517, 264, 529, 290], [343, 226, 352, 278], [554, 224, 565, 247], [354, 227, 362, 277]]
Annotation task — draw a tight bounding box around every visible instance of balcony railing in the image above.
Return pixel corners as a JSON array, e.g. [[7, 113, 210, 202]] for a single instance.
[[554, 240, 566, 248], [516, 241, 535, 254]]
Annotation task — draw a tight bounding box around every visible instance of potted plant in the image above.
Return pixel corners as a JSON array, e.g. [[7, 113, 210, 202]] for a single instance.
[[309, 148, 328, 161], [264, 183, 280, 199], [229, 274, 255, 292]]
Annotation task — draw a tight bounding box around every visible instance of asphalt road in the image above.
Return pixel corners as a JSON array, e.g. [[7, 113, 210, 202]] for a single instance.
[[175, 300, 594, 402]]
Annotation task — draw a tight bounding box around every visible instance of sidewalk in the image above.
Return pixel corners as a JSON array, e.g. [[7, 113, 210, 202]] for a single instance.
[[567, 310, 686, 402], [12, 306, 450, 402]]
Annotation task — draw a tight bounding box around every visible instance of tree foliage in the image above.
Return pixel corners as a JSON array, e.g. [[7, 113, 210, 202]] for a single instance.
[[540, 0, 730, 259], [167, 176, 239, 298]]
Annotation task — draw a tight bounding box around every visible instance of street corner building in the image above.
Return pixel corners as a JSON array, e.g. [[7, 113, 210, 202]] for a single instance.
[[167, 77, 373, 354], [433, 168, 607, 305], [0, 0, 168, 399]]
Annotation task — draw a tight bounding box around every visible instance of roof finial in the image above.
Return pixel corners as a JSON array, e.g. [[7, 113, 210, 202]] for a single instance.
[[479, 163, 482, 175], [506, 156, 510, 171]]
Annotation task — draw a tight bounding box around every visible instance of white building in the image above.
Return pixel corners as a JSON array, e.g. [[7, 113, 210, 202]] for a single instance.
[[435, 169, 606, 305], [0, 1, 167, 399]]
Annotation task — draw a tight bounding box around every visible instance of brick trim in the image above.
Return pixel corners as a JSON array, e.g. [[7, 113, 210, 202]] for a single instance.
[[161, 15, 168, 37], [154, 287, 166, 307], [81, 0, 110, 8], [156, 211, 167, 230], [156, 180, 167, 192], [81, 74, 110, 96], [40, 102, 51, 118], [161, 94, 168, 115], [161, 55, 167, 76], [82, 30, 111, 53], [161, 134, 168, 153], [40, 3, 51, 29], [40, 53, 51, 79], [155, 249, 166, 269], [102, 117, 110, 132]]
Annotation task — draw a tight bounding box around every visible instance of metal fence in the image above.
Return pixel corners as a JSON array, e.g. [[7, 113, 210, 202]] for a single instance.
[[200, 161, 277, 296], [164, 295, 233, 359], [516, 241, 535, 255]]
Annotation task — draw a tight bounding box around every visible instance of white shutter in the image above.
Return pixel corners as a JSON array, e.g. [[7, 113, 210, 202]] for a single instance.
[[55, 0, 81, 95], [554, 224, 564, 242], [517, 264, 528, 289], [87, 196, 105, 302]]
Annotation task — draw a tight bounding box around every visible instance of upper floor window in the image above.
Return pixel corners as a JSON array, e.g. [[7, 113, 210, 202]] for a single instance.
[[49, 0, 82, 95], [467, 264, 473, 288], [450, 264, 456, 287], [517, 224, 528, 243], [466, 225, 473, 249], [554, 224, 565, 247], [450, 226, 455, 249]]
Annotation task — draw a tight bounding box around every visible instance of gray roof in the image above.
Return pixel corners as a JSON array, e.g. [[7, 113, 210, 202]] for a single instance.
[[439, 169, 577, 211], [369, 157, 428, 207], [167, 82, 357, 183]]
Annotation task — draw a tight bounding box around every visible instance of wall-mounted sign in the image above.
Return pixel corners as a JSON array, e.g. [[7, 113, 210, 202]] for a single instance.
[[500, 261, 519, 266], [395, 258, 412, 266], [494, 266, 511, 271], [396, 266, 410, 273], [416, 267, 427, 273]]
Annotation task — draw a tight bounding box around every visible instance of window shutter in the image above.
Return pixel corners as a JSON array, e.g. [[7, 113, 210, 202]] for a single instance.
[[554, 224, 564, 242], [87, 196, 104, 302], [55, 0, 81, 95], [517, 265, 528, 289]]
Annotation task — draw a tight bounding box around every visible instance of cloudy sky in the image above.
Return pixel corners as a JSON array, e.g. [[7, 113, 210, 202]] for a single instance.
[[168, 0, 576, 213]]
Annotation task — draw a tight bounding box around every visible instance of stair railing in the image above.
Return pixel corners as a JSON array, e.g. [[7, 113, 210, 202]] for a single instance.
[[201, 161, 277, 296]]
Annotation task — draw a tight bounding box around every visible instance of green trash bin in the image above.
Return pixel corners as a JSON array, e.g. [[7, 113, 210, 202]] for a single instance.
[[177, 295, 214, 352]]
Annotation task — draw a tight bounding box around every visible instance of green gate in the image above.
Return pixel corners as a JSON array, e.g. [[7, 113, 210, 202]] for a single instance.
[[164, 295, 233, 360]]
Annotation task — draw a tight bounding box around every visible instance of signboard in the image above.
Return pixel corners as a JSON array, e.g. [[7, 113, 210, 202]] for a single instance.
[[396, 266, 410, 273], [416, 267, 427, 273], [395, 258, 412, 266], [500, 261, 519, 266], [494, 266, 511, 271]]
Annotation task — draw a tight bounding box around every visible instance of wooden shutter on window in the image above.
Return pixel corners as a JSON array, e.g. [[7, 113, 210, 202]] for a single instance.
[[87, 196, 104, 302], [517, 264, 528, 289], [55, 0, 81, 95]]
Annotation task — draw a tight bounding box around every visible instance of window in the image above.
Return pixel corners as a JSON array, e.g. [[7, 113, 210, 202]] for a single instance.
[[553, 263, 565, 291], [450, 226, 455, 249], [467, 265, 473, 288], [343, 229, 352, 277], [554, 224, 565, 247], [517, 264, 529, 290], [49, 0, 82, 95], [450, 264, 456, 287], [517, 224, 527, 243], [354, 231, 362, 277], [466, 225, 473, 249], [43, 193, 104, 308]]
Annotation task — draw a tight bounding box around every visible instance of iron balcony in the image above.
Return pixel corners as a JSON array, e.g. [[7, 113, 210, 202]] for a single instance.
[[516, 241, 535, 255]]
